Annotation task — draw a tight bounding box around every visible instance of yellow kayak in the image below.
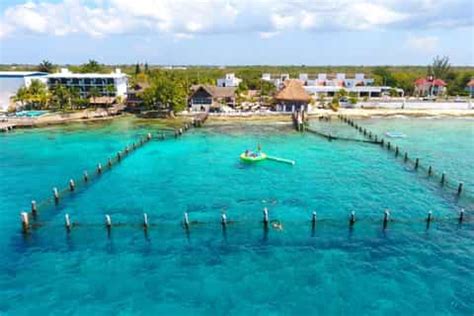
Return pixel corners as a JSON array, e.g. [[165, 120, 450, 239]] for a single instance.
[[240, 152, 267, 162]]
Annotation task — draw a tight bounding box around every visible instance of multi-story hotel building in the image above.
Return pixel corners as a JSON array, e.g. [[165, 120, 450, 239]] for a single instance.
[[46, 68, 128, 99]]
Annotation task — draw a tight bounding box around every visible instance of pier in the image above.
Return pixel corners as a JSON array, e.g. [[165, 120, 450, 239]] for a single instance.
[[20, 119, 196, 229], [337, 114, 471, 199]]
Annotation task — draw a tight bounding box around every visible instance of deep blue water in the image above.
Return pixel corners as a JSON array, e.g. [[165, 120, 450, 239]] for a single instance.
[[0, 117, 473, 315]]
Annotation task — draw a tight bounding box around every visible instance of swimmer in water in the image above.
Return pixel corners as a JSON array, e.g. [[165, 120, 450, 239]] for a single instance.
[[272, 221, 283, 231]]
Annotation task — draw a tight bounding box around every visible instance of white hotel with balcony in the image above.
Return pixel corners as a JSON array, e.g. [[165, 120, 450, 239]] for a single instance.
[[262, 73, 404, 98], [46, 68, 128, 98]]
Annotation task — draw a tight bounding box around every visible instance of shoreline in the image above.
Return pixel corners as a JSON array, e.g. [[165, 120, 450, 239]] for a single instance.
[[2, 108, 473, 132]]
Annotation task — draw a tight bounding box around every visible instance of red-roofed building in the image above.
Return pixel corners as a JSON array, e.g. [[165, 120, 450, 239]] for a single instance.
[[414, 76, 447, 97]]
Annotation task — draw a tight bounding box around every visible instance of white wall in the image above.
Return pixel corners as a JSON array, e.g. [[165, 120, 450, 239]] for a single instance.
[[0, 77, 26, 111]]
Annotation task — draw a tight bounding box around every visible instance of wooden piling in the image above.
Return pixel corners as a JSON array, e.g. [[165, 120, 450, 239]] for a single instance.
[[415, 158, 419, 170], [395, 146, 399, 157], [65, 214, 71, 231], [97, 163, 102, 174], [459, 209, 464, 222], [21, 212, 29, 233], [440, 172, 446, 185], [428, 166, 432, 176], [457, 182, 463, 195], [143, 213, 149, 229], [221, 213, 227, 226], [105, 214, 112, 228], [349, 211, 356, 226], [83, 171, 89, 182], [69, 179, 75, 191], [383, 210, 390, 228], [263, 208, 269, 226], [426, 211, 433, 223], [311, 211, 317, 225], [31, 200, 37, 216], [183, 212, 190, 228], [117, 152, 121, 161], [107, 158, 112, 167], [53, 187, 59, 203], [404, 152, 408, 162]]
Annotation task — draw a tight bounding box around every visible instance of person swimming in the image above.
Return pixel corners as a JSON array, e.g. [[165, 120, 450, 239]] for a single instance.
[[272, 221, 283, 231]]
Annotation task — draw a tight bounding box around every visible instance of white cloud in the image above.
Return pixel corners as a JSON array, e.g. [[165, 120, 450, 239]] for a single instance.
[[0, 0, 471, 39], [406, 35, 439, 52]]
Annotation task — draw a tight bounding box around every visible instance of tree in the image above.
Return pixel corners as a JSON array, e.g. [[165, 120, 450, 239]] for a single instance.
[[80, 59, 102, 73], [27, 80, 50, 109], [38, 60, 55, 73], [144, 62, 149, 74], [428, 56, 451, 80], [50, 84, 70, 110], [135, 63, 141, 75], [89, 87, 101, 107], [260, 80, 276, 97], [105, 84, 116, 107], [13, 86, 29, 108], [143, 74, 187, 113], [372, 67, 397, 86]]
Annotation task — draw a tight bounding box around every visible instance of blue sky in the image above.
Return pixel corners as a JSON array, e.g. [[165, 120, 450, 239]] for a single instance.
[[0, 0, 472, 65]]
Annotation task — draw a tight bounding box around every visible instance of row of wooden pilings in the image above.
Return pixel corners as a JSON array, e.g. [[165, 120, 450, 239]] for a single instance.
[[20, 207, 468, 234], [292, 110, 307, 132], [337, 114, 466, 197], [22, 121, 196, 233]]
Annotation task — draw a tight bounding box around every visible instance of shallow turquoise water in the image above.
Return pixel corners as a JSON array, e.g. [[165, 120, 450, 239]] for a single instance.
[[1, 118, 473, 314]]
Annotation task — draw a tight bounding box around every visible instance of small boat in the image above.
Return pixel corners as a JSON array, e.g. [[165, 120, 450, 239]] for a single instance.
[[385, 131, 406, 138], [240, 151, 267, 162]]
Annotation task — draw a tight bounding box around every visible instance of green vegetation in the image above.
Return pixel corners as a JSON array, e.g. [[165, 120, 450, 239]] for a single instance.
[[37, 60, 55, 73], [140, 72, 187, 113]]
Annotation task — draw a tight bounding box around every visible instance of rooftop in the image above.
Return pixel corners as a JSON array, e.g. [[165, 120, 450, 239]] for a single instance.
[[46, 68, 128, 79], [0, 71, 48, 77]]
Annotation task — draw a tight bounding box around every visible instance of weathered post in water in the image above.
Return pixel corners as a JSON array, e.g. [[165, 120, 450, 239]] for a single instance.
[[21, 212, 29, 233], [53, 187, 59, 203], [349, 211, 356, 226], [31, 200, 37, 217], [457, 182, 463, 195]]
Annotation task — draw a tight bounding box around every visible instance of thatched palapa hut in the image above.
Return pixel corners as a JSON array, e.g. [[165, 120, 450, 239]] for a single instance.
[[274, 79, 311, 112]]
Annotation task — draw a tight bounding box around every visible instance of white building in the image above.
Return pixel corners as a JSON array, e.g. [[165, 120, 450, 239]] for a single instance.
[[266, 73, 402, 98], [262, 73, 290, 89], [46, 68, 128, 99], [0, 71, 48, 111], [217, 73, 242, 87]]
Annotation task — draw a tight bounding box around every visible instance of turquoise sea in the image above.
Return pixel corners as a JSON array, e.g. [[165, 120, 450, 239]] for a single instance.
[[0, 117, 473, 315]]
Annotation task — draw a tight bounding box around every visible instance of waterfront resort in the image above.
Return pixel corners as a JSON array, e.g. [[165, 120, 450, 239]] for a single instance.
[[0, 63, 473, 316]]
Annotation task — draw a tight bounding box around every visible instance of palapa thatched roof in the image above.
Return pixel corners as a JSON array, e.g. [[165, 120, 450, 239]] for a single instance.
[[190, 84, 236, 98], [274, 80, 311, 102]]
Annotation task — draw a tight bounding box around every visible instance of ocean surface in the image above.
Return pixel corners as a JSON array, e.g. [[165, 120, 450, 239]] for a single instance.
[[0, 117, 473, 315]]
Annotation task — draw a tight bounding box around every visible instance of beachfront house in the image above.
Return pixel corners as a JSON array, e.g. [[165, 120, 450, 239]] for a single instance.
[[46, 68, 129, 101], [414, 76, 447, 97], [189, 84, 236, 112], [274, 80, 312, 112], [0, 71, 48, 111], [217, 73, 242, 87], [466, 79, 474, 97]]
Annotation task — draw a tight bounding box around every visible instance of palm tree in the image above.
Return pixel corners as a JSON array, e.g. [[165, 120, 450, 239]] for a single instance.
[[38, 60, 55, 73], [51, 85, 69, 110], [89, 87, 101, 108], [105, 84, 115, 108], [13, 86, 29, 109]]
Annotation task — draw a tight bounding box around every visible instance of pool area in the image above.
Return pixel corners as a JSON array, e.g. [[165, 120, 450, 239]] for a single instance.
[[14, 110, 48, 117], [0, 117, 473, 314]]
